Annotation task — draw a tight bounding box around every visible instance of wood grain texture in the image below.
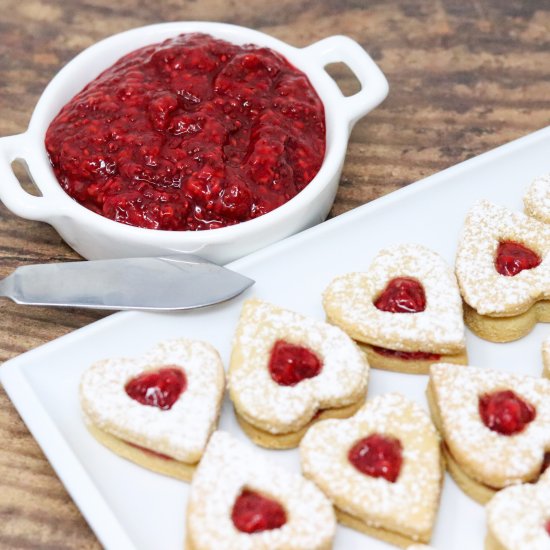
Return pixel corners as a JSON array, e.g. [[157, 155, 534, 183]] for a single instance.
[[0, 0, 549, 547]]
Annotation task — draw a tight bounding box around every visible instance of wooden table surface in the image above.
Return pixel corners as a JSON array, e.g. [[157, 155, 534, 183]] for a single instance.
[[1, 0, 549, 547]]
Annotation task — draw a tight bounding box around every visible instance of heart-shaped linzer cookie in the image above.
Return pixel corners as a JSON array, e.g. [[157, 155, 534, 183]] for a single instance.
[[428, 363, 550, 504], [300, 393, 443, 547], [80, 338, 225, 481], [186, 431, 336, 550], [485, 469, 550, 550], [456, 200, 550, 342], [228, 299, 369, 449], [323, 243, 466, 373]]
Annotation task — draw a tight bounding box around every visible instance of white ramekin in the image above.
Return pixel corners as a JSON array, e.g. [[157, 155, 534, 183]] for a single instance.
[[0, 22, 388, 263]]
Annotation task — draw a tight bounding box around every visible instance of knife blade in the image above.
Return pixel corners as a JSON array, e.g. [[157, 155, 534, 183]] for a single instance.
[[0, 255, 254, 311]]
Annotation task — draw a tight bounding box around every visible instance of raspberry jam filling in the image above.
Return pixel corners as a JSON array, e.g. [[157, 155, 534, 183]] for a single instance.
[[478, 390, 536, 436], [545, 519, 550, 537], [311, 409, 323, 421], [45, 33, 325, 231], [231, 489, 287, 533], [541, 452, 550, 474], [126, 441, 173, 461], [348, 433, 403, 483], [371, 346, 441, 361], [495, 241, 541, 277], [268, 340, 322, 386], [374, 277, 426, 313], [125, 366, 186, 410]]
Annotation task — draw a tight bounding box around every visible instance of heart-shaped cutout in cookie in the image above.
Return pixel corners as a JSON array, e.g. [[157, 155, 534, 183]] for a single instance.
[[186, 431, 336, 550], [494, 241, 542, 276], [486, 469, 550, 550], [323, 243, 467, 373], [231, 489, 287, 533], [125, 366, 187, 409], [228, 299, 369, 449], [456, 200, 550, 342], [268, 340, 323, 386], [300, 393, 443, 546], [374, 277, 427, 313], [80, 338, 225, 481], [428, 363, 550, 504]]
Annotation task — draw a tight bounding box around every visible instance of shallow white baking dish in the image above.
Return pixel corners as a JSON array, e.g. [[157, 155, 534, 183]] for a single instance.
[[0, 21, 388, 263]]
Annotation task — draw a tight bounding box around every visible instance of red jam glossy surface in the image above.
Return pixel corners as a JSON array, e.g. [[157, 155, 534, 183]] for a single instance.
[[268, 340, 323, 386], [545, 519, 550, 537], [478, 390, 536, 436], [311, 409, 323, 421], [348, 434, 403, 483], [231, 489, 287, 533], [495, 241, 541, 277], [124, 366, 186, 410], [371, 345, 441, 361], [374, 277, 427, 313], [45, 33, 326, 231]]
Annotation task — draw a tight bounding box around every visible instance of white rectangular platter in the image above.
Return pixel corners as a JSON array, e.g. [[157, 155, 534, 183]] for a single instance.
[[2, 125, 550, 550]]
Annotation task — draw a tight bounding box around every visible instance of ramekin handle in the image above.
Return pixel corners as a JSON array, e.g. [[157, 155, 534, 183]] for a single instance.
[[303, 35, 389, 129], [0, 133, 54, 221]]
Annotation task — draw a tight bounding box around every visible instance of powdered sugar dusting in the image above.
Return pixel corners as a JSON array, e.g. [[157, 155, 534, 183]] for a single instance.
[[322, 243, 465, 353], [300, 393, 442, 540], [455, 200, 550, 315], [542, 333, 550, 379], [80, 338, 225, 463], [524, 173, 550, 224], [187, 431, 335, 550], [486, 469, 550, 550], [430, 363, 550, 487], [228, 299, 369, 434]]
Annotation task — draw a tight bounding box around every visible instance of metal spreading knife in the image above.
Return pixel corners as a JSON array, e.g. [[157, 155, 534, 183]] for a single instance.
[[0, 255, 254, 311]]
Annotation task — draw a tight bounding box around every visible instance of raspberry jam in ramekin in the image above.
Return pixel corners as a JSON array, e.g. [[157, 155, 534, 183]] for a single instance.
[[45, 33, 326, 231]]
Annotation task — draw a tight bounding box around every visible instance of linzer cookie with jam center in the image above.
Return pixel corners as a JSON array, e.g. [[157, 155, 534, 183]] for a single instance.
[[455, 200, 550, 342], [427, 363, 550, 505], [299, 393, 443, 547], [228, 299, 369, 449], [524, 173, 550, 224], [485, 469, 550, 550], [80, 338, 225, 481], [322, 243, 467, 374], [186, 431, 336, 550]]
